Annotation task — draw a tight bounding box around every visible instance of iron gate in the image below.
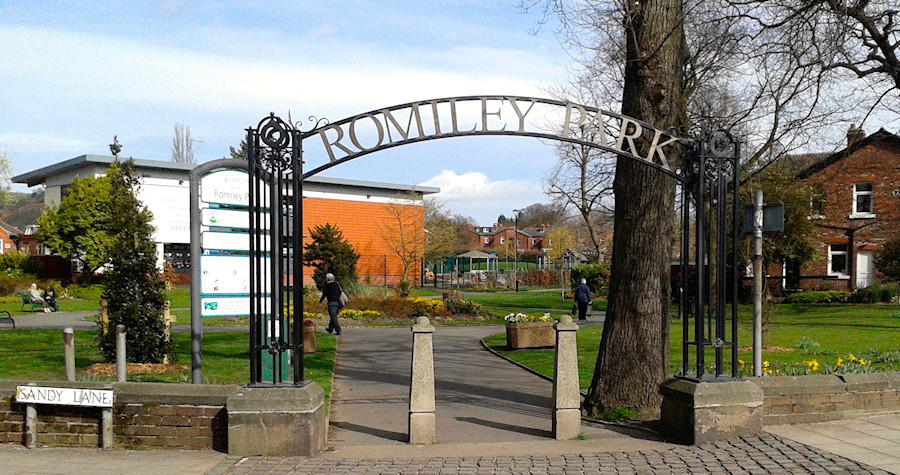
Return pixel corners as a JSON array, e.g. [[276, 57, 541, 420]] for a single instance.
[[242, 110, 742, 386]]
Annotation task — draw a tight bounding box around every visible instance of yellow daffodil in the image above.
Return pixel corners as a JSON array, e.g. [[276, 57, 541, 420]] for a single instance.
[[848, 354, 856, 362], [836, 357, 843, 367]]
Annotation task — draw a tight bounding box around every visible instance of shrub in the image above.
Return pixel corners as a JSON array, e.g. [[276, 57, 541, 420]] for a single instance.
[[782, 290, 851, 304], [64, 284, 104, 301], [0, 251, 42, 278], [571, 263, 610, 297]]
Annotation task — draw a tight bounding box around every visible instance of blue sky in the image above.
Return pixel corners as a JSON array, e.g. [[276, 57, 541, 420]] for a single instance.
[[0, 1, 571, 225]]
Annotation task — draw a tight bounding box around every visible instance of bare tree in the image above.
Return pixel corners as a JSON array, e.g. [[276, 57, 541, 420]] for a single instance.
[[172, 123, 196, 164], [379, 191, 426, 288]]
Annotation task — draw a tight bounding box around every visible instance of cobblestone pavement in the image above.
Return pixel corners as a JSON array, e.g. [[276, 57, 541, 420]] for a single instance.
[[206, 434, 889, 474]]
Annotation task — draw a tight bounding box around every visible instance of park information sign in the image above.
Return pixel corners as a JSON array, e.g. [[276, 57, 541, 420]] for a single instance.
[[198, 169, 256, 317], [16, 385, 114, 408]]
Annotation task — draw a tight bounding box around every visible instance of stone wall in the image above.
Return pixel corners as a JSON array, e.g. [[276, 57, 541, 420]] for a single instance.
[[0, 380, 239, 450], [752, 373, 900, 425]]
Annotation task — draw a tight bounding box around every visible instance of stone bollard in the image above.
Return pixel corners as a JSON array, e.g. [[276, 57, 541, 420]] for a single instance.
[[116, 324, 127, 382], [64, 327, 75, 382], [408, 316, 435, 445], [553, 315, 581, 440]]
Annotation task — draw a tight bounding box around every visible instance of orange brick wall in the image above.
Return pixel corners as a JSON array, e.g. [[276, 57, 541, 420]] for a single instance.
[[301, 197, 424, 286]]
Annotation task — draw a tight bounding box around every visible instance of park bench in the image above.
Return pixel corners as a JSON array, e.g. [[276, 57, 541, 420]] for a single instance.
[[0, 310, 13, 329], [19, 293, 41, 312]]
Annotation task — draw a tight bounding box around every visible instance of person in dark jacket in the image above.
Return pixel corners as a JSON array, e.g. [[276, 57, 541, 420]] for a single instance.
[[319, 273, 344, 335], [573, 278, 592, 321], [42, 285, 59, 312]]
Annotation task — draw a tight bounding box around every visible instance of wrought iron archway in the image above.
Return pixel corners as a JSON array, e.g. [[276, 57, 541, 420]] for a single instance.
[[243, 100, 741, 386]]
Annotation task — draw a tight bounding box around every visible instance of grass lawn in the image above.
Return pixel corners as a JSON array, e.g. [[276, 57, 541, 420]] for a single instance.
[[0, 329, 337, 406], [484, 303, 900, 389], [465, 290, 607, 312]]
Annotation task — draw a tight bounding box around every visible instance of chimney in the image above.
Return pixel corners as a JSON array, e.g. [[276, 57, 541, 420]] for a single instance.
[[847, 124, 866, 146]]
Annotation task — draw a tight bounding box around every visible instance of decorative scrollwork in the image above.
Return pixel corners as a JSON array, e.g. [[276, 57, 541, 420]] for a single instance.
[[258, 113, 293, 150], [719, 159, 735, 181], [267, 339, 289, 355], [294, 115, 330, 133], [256, 149, 292, 171], [704, 157, 720, 181], [707, 130, 735, 157]]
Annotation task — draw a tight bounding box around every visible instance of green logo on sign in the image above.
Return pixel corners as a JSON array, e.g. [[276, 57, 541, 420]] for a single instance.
[[204, 302, 218, 310]]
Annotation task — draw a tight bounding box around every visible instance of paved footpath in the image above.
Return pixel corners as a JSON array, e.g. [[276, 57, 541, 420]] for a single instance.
[[3, 321, 896, 473]]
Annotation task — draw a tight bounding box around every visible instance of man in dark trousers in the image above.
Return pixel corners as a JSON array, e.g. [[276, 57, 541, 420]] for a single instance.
[[574, 278, 592, 321], [319, 273, 344, 335]]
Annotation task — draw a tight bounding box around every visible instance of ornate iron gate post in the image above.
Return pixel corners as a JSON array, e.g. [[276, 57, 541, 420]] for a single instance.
[[678, 130, 741, 380], [247, 113, 305, 386]]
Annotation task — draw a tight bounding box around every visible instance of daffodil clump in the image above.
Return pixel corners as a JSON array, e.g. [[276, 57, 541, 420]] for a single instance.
[[409, 297, 447, 316], [737, 354, 875, 377], [339, 309, 385, 320]]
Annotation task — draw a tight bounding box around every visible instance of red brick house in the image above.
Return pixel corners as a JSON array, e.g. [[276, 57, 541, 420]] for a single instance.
[[792, 126, 900, 290], [469, 223, 551, 255]]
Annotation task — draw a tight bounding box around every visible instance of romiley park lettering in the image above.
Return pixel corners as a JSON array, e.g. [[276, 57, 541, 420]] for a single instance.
[[300, 96, 687, 180]]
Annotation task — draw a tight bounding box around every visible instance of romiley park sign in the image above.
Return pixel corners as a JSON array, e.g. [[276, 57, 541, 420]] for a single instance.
[[301, 96, 687, 181]]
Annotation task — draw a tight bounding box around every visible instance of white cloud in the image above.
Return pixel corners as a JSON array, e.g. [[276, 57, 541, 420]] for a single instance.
[[422, 169, 543, 224]]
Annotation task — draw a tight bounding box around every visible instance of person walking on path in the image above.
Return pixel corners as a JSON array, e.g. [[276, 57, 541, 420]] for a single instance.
[[319, 273, 345, 336], [574, 278, 592, 321]]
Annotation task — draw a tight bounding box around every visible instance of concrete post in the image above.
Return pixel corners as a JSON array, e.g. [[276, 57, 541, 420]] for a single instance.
[[101, 402, 113, 449], [408, 316, 435, 445], [24, 403, 36, 448], [64, 327, 75, 382], [116, 324, 127, 382], [553, 315, 581, 440]]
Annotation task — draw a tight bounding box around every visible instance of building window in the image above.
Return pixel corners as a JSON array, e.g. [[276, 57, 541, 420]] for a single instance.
[[531, 238, 536, 245], [851, 182, 874, 217], [828, 244, 848, 277], [484, 236, 489, 244], [500, 237, 505, 244], [809, 184, 825, 219]]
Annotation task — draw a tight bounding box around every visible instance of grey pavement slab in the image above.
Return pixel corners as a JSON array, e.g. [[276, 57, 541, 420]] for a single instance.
[[766, 411, 900, 474], [327, 324, 649, 453], [0, 444, 225, 474]]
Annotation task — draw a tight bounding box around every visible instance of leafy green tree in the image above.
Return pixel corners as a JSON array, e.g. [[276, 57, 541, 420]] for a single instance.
[[98, 160, 171, 363], [875, 237, 900, 283], [304, 223, 360, 289], [229, 138, 249, 160], [740, 162, 819, 277], [36, 175, 114, 275]]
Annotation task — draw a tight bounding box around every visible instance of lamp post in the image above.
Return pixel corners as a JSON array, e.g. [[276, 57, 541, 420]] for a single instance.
[[513, 209, 521, 292]]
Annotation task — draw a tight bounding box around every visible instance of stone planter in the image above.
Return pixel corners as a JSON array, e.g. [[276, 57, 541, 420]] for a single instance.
[[505, 321, 555, 349], [303, 325, 317, 353]]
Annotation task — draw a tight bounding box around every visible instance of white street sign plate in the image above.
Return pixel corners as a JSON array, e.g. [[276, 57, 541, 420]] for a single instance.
[[16, 386, 114, 408]]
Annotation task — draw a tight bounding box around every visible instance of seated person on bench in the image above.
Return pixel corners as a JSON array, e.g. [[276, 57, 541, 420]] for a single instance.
[[29, 283, 51, 313], [42, 285, 58, 312]]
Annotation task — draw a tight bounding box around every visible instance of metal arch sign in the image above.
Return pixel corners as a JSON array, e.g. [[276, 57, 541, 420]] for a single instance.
[[297, 96, 689, 182]]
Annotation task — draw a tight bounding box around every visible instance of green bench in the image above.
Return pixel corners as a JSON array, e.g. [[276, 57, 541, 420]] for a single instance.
[[19, 293, 42, 312], [0, 310, 13, 329]]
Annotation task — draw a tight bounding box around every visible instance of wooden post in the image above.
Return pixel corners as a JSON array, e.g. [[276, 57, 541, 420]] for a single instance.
[[100, 299, 109, 335]]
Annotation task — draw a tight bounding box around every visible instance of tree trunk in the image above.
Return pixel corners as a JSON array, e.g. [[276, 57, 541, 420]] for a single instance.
[[582, 0, 687, 416]]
